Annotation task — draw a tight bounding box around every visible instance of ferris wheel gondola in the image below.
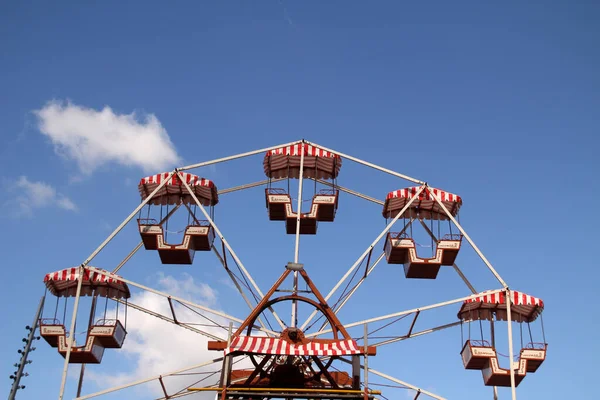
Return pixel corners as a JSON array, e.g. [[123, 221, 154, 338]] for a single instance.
[[39, 267, 130, 364], [264, 144, 341, 234], [458, 290, 547, 387], [382, 186, 463, 279], [137, 172, 218, 264]]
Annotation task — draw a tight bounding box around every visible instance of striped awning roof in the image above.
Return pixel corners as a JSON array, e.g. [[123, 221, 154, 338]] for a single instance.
[[383, 186, 462, 221], [458, 290, 544, 323], [226, 336, 362, 356], [44, 267, 130, 299], [138, 172, 218, 206], [264, 144, 342, 180]]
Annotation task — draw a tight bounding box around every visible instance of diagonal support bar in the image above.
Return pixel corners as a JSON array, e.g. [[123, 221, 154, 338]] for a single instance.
[[372, 321, 462, 347], [426, 187, 508, 288], [306, 140, 425, 185], [179, 140, 303, 171]]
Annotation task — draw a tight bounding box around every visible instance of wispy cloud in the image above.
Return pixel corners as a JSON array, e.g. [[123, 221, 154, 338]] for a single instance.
[[34, 100, 182, 176], [5, 176, 77, 217]]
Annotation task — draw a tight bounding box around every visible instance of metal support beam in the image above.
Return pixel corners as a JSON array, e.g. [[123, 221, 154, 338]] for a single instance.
[[292, 146, 305, 328], [426, 187, 508, 288], [313, 178, 383, 206], [306, 140, 425, 185], [373, 321, 461, 347], [506, 288, 517, 399], [58, 265, 85, 400], [179, 140, 302, 171]]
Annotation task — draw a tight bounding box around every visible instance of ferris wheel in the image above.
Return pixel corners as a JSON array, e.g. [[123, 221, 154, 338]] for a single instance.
[[36, 139, 547, 400]]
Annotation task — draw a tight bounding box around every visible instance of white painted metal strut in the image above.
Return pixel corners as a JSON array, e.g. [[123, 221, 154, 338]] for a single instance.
[[301, 185, 426, 332], [314, 178, 384, 206], [291, 146, 305, 328], [176, 171, 287, 331], [506, 288, 517, 399], [372, 321, 462, 347], [306, 139, 426, 185], [58, 266, 85, 400], [426, 187, 508, 288], [179, 140, 302, 171], [306, 288, 505, 338]]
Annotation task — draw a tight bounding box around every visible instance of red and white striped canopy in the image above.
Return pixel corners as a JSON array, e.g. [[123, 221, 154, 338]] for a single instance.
[[44, 267, 131, 299], [138, 172, 219, 206], [264, 144, 342, 180], [225, 336, 362, 356], [458, 290, 544, 323], [383, 187, 462, 221]]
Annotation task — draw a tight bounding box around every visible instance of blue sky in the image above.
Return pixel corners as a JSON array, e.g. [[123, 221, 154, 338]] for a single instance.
[[1, 1, 599, 399]]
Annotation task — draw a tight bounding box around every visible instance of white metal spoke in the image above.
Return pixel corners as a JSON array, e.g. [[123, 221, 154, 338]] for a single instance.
[[179, 140, 302, 171], [58, 266, 85, 399], [314, 178, 384, 206], [506, 288, 517, 399], [218, 178, 284, 195], [306, 288, 504, 338], [83, 171, 177, 267], [292, 148, 305, 328], [301, 185, 426, 331], [176, 171, 287, 331], [372, 321, 462, 347], [426, 187, 508, 288], [306, 140, 426, 185]]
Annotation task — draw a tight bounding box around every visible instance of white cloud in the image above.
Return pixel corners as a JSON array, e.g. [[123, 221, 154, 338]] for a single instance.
[[85, 273, 246, 398], [6, 176, 77, 217], [34, 100, 182, 175]]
